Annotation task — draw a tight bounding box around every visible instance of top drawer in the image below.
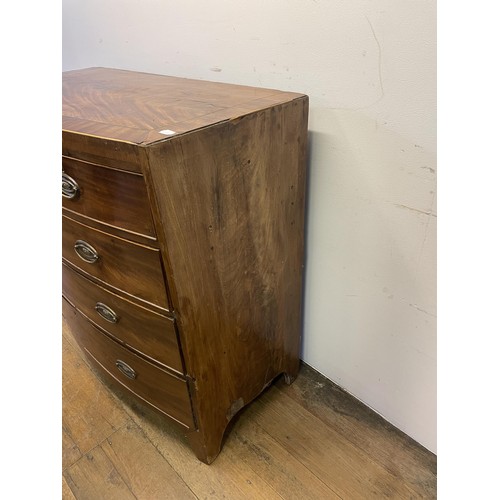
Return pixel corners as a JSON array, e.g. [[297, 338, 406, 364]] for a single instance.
[[62, 157, 156, 239]]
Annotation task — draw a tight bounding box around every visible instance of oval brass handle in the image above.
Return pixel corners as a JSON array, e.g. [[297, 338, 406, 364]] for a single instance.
[[74, 240, 99, 263], [62, 172, 80, 199], [95, 302, 119, 323], [115, 360, 136, 379]]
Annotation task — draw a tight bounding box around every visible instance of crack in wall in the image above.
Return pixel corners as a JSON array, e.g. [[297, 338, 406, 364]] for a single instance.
[[366, 16, 384, 103]]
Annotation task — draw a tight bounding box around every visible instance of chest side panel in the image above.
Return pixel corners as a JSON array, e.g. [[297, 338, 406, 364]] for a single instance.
[[145, 97, 309, 455]]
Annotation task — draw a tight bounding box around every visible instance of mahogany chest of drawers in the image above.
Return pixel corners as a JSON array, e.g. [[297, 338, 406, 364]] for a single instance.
[[62, 67, 308, 463]]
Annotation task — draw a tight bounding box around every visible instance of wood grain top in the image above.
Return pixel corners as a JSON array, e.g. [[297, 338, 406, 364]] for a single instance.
[[63, 67, 305, 145]]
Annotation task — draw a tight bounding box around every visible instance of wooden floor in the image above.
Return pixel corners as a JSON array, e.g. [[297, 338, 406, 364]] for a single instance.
[[62, 318, 436, 499]]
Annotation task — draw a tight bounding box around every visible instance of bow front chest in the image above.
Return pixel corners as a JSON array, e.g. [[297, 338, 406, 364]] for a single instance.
[[62, 67, 308, 463]]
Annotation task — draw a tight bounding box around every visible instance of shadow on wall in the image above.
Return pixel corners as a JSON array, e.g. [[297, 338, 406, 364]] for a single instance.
[[299, 129, 315, 359], [298, 110, 436, 447]]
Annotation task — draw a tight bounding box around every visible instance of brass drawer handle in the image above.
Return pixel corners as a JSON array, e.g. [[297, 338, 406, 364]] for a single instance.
[[62, 172, 80, 199], [74, 240, 99, 263], [95, 302, 119, 323], [115, 360, 136, 379]]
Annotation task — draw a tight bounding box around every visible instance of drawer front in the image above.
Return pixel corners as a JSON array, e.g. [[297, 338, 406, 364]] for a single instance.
[[62, 263, 183, 373], [64, 300, 195, 428], [62, 156, 156, 238], [62, 215, 169, 310]]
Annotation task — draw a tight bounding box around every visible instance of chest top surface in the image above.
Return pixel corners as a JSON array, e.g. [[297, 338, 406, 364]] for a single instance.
[[63, 67, 305, 145]]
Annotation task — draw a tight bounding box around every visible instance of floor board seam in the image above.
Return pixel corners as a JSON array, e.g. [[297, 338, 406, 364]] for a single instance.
[[118, 409, 200, 500], [62, 420, 131, 474], [248, 415, 344, 500], [274, 380, 437, 496]]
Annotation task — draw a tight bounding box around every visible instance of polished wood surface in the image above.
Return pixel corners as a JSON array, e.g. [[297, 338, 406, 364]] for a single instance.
[[62, 67, 308, 463], [62, 215, 169, 311], [146, 97, 308, 462], [63, 67, 305, 145], [62, 130, 144, 173], [62, 315, 437, 499], [62, 263, 183, 373], [62, 156, 156, 239], [64, 299, 194, 428]]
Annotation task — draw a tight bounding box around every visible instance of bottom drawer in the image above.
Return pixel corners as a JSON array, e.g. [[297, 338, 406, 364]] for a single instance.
[[63, 297, 195, 429]]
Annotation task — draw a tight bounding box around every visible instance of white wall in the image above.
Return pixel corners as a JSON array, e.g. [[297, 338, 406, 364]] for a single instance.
[[63, 0, 436, 453]]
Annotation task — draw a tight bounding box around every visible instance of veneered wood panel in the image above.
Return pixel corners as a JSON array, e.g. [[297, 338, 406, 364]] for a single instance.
[[62, 263, 183, 373], [62, 131, 143, 173], [146, 97, 309, 461], [62, 157, 156, 239], [63, 67, 305, 144], [67, 303, 194, 428], [62, 215, 169, 311]]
